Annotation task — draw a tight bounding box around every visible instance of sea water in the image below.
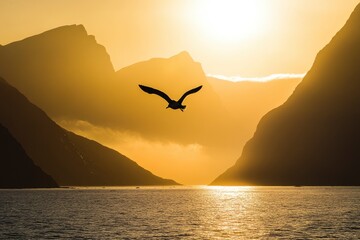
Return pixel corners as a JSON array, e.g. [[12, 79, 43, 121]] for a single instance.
[[0, 186, 359, 239]]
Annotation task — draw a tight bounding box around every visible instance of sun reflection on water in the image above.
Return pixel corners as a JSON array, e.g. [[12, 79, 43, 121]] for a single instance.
[[204, 186, 254, 191], [195, 185, 259, 237], [1, 187, 359, 239]]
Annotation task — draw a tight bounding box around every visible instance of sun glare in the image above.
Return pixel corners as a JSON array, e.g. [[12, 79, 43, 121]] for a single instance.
[[193, 0, 269, 43]]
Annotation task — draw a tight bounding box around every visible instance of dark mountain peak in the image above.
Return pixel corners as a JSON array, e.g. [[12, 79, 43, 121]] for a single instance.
[[349, 2, 360, 20], [301, 4, 360, 77], [117, 51, 204, 83], [4, 24, 91, 48], [289, 3, 360, 102], [0, 24, 115, 119], [169, 51, 194, 62], [56, 24, 87, 32], [1, 24, 114, 72], [123, 51, 197, 72], [38, 24, 88, 36], [114, 49, 227, 147], [212, 3, 360, 186]]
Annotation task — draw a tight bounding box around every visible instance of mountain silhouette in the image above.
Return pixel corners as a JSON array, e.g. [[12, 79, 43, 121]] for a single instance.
[[0, 123, 58, 188], [0, 77, 178, 186], [212, 4, 360, 186], [0, 26, 226, 145], [112, 51, 230, 145], [0, 24, 300, 184], [0, 24, 115, 121]]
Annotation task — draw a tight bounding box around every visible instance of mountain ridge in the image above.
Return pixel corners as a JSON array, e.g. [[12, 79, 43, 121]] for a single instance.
[[0, 77, 178, 186], [212, 3, 360, 186], [0, 24, 302, 184], [0, 24, 115, 120]]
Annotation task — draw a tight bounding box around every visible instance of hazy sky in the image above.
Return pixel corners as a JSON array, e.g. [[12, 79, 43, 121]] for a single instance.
[[0, 0, 359, 77], [1, 0, 360, 185]]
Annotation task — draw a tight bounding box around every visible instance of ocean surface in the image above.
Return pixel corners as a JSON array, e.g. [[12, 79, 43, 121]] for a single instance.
[[0, 186, 359, 239]]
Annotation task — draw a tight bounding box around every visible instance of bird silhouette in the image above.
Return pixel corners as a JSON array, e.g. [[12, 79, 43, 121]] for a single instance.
[[139, 85, 202, 111]]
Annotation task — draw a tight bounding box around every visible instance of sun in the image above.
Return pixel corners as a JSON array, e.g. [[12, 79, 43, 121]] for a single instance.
[[193, 0, 269, 43]]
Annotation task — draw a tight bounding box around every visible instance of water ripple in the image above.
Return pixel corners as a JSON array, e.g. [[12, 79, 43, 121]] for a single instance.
[[0, 187, 359, 239]]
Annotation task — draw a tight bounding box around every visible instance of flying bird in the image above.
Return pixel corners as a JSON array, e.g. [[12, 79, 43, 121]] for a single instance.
[[139, 84, 202, 111]]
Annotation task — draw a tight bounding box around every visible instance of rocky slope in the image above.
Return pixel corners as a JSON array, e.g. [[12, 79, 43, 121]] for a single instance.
[[0, 77, 177, 186]]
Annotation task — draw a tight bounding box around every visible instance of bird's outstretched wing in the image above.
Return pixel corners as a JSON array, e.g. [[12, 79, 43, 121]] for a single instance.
[[178, 85, 202, 104], [139, 85, 172, 103]]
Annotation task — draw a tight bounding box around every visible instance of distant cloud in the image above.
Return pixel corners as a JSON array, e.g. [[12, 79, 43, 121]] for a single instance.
[[207, 73, 306, 82]]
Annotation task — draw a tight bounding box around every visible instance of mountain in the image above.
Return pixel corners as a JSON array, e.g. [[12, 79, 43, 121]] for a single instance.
[[0, 25, 227, 145], [212, 4, 360, 186], [0, 24, 115, 121], [0, 24, 300, 184], [114, 51, 230, 145], [0, 77, 177, 186], [0, 123, 58, 188]]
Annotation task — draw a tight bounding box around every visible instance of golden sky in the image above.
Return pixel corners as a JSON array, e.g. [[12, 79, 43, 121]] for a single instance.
[[1, 0, 359, 185], [0, 0, 359, 77]]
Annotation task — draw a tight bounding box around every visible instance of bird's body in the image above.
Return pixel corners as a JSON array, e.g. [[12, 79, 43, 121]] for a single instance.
[[139, 85, 202, 111], [167, 100, 185, 110]]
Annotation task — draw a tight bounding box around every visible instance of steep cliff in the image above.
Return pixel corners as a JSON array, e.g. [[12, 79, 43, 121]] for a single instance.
[[213, 4, 360, 186]]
